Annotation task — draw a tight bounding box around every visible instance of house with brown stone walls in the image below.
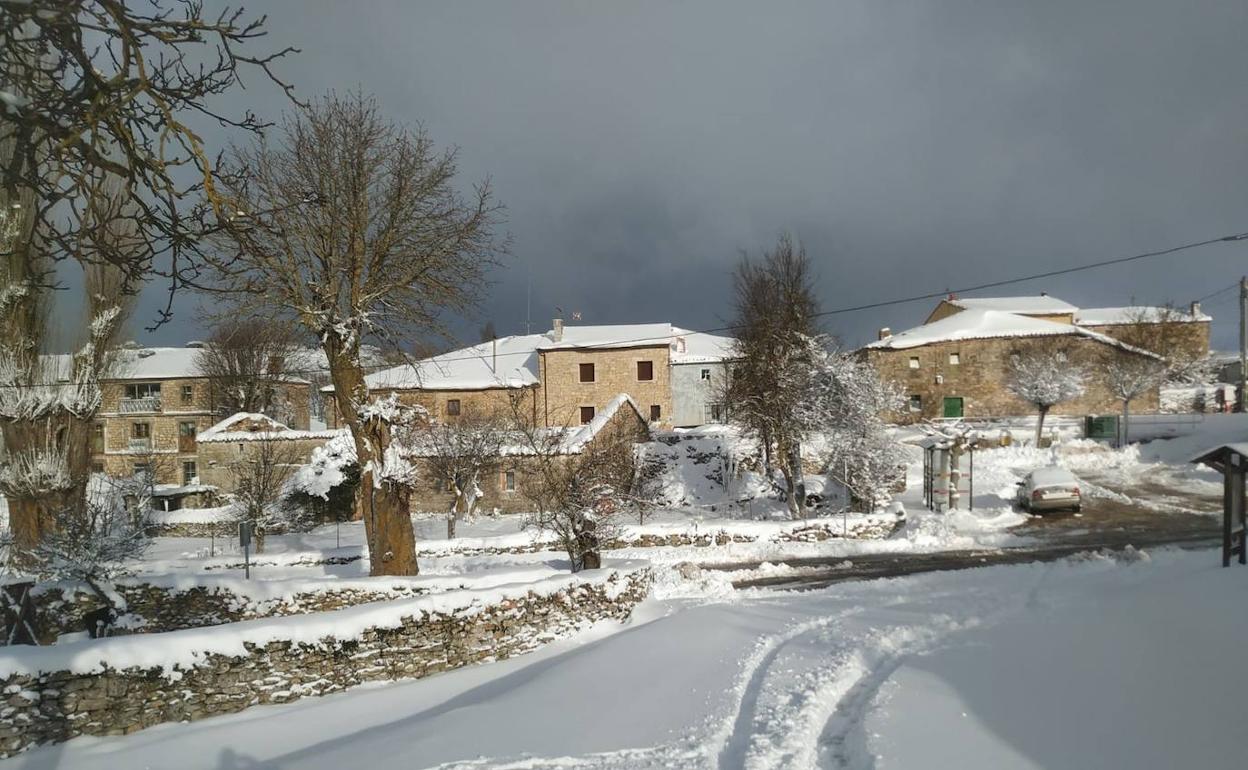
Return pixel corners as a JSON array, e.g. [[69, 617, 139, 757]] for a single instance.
[[862, 304, 1167, 421], [84, 346, 313, 500], [195, 413, 343, 495], [323, 320, 735, 430]]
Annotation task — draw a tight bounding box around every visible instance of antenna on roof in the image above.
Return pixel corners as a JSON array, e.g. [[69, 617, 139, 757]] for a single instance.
[[525, 265, 532, 335]]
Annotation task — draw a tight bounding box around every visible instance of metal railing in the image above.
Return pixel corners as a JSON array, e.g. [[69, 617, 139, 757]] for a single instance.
[[119, 396, 162, 413], [127, 438, 152, 452]]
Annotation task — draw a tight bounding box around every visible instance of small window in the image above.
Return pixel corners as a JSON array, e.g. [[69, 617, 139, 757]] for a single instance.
[[948, 352, 960, 365], [700, 368, 712, 381], [131, 422, 151, 439], [580, 406, 596, 424], [181, 384, 194, 404], [649, 404, 661, 421], [90, 461, 105, 474], [704, 403, 725, 423], [637, 360, 654, 381], [908, 395, 922, 412], [92, 423, 104, 438], [908, 357, 920, 369], [446, 398, 461, 416], [579, 363, 595, 383], [178, 421, 196, 437], [182, 461, 197, 485], [504, 470, 517, 492], [132, 462, 150, 476]]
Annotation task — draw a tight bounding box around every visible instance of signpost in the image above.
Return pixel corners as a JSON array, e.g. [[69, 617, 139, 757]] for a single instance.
[[239, 521, 254, 579]]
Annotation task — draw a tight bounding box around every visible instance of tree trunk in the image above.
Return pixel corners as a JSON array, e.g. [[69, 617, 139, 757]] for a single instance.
[[1034, 406, 1050, 446], [1121, 399, 1131, 448], [789, 442, 806, 519], [325, 332, 418, 576]]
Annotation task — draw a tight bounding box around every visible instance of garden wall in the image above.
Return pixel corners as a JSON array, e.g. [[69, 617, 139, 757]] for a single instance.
[[0, 566, 650, 757]]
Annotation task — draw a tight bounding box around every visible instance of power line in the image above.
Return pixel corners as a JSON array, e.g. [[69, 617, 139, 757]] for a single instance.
[[3, 228, 1247, 391]]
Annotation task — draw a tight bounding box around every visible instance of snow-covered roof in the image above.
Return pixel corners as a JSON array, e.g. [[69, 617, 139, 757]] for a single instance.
[[670, 327, 737, 364], [363, 334, 545, 392], [342, 323, 736, 393], [197, 412, 346, 444], [41, 346, 310, 383], [1075, 306, 1212, 325], [864, 308, 1163, 358], [946, 295, 1078, 315]]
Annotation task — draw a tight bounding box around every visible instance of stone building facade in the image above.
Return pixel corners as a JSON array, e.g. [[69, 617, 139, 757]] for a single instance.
[[87, 347, 312, 494], [863, 334, 1161, 421], [862, 298, 1180, 422], [324, 321, 735, 430]]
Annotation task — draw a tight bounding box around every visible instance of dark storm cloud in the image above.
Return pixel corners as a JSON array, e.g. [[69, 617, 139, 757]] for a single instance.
[[129, 0, 1248, 350]]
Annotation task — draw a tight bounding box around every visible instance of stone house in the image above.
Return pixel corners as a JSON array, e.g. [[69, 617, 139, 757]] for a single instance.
[[85, 346, 312, 497], [862, 304, 1167, 421], [195, 413, 342, 494], [199, 395, 650, 517], [323, 320, 736, 430]]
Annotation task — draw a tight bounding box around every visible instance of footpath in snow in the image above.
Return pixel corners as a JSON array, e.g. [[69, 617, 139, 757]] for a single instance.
[[8, 547, 1244, 770]]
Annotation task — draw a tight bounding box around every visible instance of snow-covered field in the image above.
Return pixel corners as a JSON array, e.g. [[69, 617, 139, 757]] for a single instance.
[[7, 546, 1243, 770]]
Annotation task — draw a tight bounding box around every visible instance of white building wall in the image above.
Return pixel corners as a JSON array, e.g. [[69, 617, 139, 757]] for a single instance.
[[670, 361, 729, 427]]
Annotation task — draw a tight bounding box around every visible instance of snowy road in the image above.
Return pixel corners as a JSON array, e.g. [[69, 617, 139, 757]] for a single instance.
[[6, 548, 1245, 770]]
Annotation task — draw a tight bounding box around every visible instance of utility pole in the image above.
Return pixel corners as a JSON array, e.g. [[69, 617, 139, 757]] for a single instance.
[[1240, 276, 1247, 411]]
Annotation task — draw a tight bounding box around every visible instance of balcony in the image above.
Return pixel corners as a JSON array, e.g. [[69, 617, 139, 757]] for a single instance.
[[120, 396, 162, 414], [128, 438, 152, 452]]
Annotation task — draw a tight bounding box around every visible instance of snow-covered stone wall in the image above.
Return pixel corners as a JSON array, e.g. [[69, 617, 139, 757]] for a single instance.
[[0, 567, 651, 757]]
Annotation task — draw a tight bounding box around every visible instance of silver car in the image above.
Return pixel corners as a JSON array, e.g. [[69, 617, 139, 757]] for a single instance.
[[1017, 466, 1082, 513]]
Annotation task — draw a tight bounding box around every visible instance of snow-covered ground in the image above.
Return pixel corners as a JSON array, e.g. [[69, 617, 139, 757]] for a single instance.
[[8, 546, 1242, 770]]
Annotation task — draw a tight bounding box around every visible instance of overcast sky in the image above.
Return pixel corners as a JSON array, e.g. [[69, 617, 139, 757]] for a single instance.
[[127, 0, 1248, 351]]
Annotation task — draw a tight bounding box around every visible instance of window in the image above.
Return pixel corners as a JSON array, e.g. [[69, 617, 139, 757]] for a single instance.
[[704, 403, 725, 423], [580, 406, 596, 424], [650, 404, 662, 421], [504, 470, 517, 492], [131, 422, 151, 439], [125, 382, 161, 400], [90, 461, 105, 474], [178, 421, 196, 437], [579, 362, 595, 383], [637, 360, 654, 381], [700, 368, 712, 381], [908, 357, 920, 369], [948, 352, 960, 365], [181, 384, 194, 404], [182, 461, 197, 485], [446, 398, 461, 416], [91, 422, 104, 452], [132, 462, 150, 477], [909, 395, 922, 412]]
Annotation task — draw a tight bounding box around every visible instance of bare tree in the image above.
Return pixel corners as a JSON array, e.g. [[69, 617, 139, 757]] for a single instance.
[[724, 233, 820, 518], [509, 396, 651, 571], [225, 436, 302, 552], [206, 92, 503, 576], [419, 409, 507, 539], [1100, 348, 1166, 446], [195, 318, 306, 422], [1006, 341, 1087, 445], [0, 1, 295, 315], [1114, 304, 1212, 384]]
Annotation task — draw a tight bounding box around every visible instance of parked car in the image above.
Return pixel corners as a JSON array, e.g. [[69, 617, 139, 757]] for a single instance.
[[1016, 466, 1082, 513]]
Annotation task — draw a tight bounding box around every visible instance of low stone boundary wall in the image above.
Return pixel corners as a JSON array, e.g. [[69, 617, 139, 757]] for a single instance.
[[0, 566, 650, 757], [26, 578, 438, 644]]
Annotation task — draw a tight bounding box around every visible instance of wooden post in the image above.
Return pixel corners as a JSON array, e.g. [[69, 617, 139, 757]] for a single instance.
[[1223, 457, 1233, 567]]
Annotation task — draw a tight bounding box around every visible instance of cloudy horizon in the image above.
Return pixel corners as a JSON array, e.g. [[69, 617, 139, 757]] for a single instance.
[[116, 0, 1248, 353]]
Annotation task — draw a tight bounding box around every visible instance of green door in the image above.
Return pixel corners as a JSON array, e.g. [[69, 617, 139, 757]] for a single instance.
[[942, 397, 964, 418]]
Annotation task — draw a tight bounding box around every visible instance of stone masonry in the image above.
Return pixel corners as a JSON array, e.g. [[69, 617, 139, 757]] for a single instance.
[[0, 568, 650, 757]]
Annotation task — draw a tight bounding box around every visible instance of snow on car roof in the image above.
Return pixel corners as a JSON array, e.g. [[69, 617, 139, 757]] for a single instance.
[[1075, 306, 1212, 325], [864, 309, 1163, 358], [948, 295, 1078, 315], [1028, 466, 1078, 485]]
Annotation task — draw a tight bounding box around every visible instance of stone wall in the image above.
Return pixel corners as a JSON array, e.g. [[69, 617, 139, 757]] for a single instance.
[[0, 568, 650, 757], [326, 387, 541, 429], [863, 335, 1162, 421], [26, 579, 440, 644], [539, 345, 671, 427], [1081, 320, 1210, 363]]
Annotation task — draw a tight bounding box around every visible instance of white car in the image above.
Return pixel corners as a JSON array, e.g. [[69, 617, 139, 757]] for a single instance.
[[1016, 466, 1082, 513]]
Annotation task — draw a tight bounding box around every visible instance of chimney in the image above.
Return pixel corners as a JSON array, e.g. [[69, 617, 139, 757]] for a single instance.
[[552, 317, 564, 343], [675, 335, 687, 353], [1190, 301, 1202, 319], [878, 327, 892, 340]]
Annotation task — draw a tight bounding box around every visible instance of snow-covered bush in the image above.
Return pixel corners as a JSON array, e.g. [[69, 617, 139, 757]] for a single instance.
[[1006, 343, 1087, 444], [285, 431, 360, 525]]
